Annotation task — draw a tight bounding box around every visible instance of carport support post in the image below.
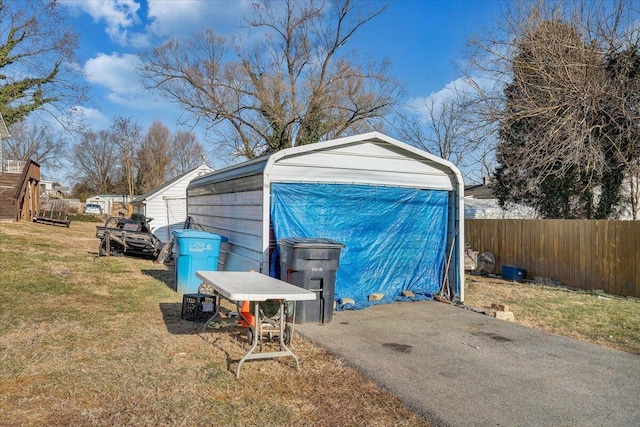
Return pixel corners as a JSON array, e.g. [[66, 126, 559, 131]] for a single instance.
[[449, 185, 464, 303]]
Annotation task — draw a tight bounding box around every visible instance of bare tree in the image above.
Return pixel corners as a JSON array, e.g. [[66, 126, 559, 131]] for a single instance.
[[71, 130, 118, 195], [171, 130, 205, 175], [465, 0, 640, 218], [110, 117, 142, 201], [140, 0, 403, 159], [0, 0, 86, 126], [138, 120, 172, 192], [3, 119, 67, 169], [396, 90, 494, 182]]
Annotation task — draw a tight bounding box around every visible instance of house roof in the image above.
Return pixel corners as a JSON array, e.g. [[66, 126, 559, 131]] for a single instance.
[[464, 183, 495, 199], [133, 163, 213, 203], [89, 194, 133, 200]]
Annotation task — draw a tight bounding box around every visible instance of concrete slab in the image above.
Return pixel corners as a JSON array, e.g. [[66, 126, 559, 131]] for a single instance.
[[296, 301, 640, 427]]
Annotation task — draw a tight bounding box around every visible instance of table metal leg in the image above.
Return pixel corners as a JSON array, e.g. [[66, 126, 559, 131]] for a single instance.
[[202, 292, 223, 331], [236, 301, 261, 378], [235, 300, 300, 379]]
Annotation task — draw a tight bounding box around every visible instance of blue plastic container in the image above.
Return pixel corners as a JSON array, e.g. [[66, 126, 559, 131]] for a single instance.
[[173, 230, 228, 294], [502, 265, 525, 282]]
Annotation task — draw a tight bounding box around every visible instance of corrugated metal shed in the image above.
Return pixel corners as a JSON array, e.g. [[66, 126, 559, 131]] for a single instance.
[[187, 132, 465, 302]]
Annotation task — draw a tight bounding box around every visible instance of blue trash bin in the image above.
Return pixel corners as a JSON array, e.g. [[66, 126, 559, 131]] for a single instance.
[[501, 265, 525, 282], [173, 230, 228, 294]]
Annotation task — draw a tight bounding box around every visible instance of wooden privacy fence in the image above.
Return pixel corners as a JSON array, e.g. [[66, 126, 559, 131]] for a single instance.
[[465, 219, 640, 298]]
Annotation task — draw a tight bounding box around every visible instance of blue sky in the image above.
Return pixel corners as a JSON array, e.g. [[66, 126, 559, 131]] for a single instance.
[[54, 0, 505, 182]]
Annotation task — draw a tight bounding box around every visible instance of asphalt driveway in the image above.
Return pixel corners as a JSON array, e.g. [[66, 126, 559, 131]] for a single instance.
[[296, 301, 640, 427]]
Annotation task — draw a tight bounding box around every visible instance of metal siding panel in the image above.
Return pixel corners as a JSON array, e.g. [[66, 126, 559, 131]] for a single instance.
[[165, 197, 187, 222], [188, 191, 263, 221], [164, 198, 187, 241], [187, 190, 264, 269], [146, 200, 167, 227], [188, 174, 262, 196]]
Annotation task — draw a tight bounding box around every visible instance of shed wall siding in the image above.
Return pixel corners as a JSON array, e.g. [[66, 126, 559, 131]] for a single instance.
[[142, 168, 212, 241], [145, 199, 170, 239], [188, 189, 264, 269], [187, 174, 262, 196]]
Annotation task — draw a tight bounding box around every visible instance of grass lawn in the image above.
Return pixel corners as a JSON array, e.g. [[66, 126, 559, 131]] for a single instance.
[[1, 220, 638, 426], [464, 275, 640, 354], [0, 221, 428, 427]]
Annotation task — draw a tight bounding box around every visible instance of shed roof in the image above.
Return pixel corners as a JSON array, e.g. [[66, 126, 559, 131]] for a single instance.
[[134, 163, 213, 203], [188, 132, 462, 191]]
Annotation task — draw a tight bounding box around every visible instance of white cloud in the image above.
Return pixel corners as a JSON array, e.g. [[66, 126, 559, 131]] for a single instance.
[[84, 53, 142, 98], [63, 0, 252, 47], [83, 53, 179, 114], [146, 0, 250, 37], [408, 78, 469, 114], [147, 0, 206, 35], [62, 0, 141, 46], [406, 76, 494, 118], [69, 106, 111, 130]]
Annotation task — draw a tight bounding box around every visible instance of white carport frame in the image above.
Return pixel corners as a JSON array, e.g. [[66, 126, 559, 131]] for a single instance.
[[187, 132, 465, 302]]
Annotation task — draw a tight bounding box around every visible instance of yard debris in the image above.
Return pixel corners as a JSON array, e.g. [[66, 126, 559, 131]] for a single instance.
[[434, 294, 452, 304], [461, 341, 480, 349], [33, 199, 71, 227], [487, 302, 515, 321], [464, 245, 478, 271], [491, 303, 510, 312], [532, 276, 562, 287], [493, 311, 515, 322], [335, 298, 361, 311], [368, 293, 384, 301]]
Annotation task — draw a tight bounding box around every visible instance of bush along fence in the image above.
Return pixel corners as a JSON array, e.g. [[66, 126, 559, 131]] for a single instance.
[[465, 219, 640, 299]]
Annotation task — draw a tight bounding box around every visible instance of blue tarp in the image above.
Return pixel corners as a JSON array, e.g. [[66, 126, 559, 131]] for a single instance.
[[270, 183, 449, 308]]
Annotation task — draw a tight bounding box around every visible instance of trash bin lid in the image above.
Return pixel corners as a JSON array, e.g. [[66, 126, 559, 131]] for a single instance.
[[173, 229, 228, 241], [279, 237, 344, 248]]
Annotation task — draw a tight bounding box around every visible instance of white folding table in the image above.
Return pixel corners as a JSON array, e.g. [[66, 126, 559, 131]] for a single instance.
[[195, 271, 316, 378]]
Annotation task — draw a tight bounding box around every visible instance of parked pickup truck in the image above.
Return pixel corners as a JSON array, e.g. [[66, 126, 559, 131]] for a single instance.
[[95, 214, 172, 263]]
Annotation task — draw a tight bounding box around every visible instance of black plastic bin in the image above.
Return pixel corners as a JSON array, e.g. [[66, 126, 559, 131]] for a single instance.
[[279, 237, 345, 324]]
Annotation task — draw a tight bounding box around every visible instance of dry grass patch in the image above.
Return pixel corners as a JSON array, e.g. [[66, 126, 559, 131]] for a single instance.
[[4, 220, 637, 426], [464, 275, 640, 354], [0, 221, 428, 427]]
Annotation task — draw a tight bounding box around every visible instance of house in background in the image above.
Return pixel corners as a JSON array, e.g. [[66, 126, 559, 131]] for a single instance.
[[464, 177, 537, 219], [40, 180, 69, 199], [133, 163, 213, 242], [85, 194, 133, 216]]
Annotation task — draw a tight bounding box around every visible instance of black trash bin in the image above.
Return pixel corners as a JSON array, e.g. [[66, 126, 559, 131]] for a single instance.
[[279, 237, 345, 324]]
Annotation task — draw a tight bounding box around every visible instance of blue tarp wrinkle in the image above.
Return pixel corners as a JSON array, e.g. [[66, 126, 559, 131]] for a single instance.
[[270, 183, 449, 309]]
